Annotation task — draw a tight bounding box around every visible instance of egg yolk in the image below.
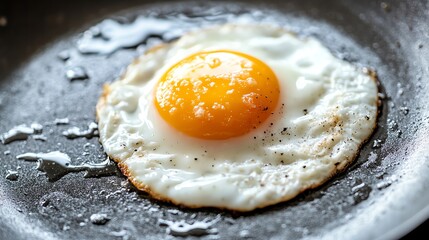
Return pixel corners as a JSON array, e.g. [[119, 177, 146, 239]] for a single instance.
[[154, 50, 280, 140]]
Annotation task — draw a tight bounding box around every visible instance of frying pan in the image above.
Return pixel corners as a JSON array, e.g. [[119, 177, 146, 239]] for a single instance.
[[1, 0, 428, 239]]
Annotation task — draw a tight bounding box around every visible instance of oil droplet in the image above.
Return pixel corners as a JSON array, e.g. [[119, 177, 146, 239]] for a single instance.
[[352, 182, 372, 205], [54, 118, 70, 125], [77, 17, 176, 55], [376, 181, 392, 190], [158, 215, 220, 237], [239, 230, 251, 238], [62, 122, 98, 139], [109, 230, 128, 237], [90, 213, 110, 225], [1, 123, 43, 144], [372, 139, 383, 148], [167, 209, 180, 215], [388, 119, 398, 130], [399, 106, 409, 115], [16, 151, 118, 181], [65, 66, 89, 81], [33, 135, 47, 141], [5, 170, 19, 181]]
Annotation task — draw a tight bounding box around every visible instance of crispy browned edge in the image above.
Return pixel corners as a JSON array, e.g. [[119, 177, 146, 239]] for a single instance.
[[94, 25, 382, 212]]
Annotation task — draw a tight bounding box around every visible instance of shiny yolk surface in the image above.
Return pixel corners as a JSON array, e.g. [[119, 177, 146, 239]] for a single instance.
[[154, 50, 280, 140]]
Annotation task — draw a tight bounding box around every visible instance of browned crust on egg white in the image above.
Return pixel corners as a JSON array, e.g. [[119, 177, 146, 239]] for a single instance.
[[99, 78, 380, 213], [301, 68, 381, 193], [95, 26, 381, 212]]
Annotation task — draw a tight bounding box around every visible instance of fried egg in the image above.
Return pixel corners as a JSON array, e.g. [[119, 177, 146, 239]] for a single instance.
[[96, 24, 379, 211]]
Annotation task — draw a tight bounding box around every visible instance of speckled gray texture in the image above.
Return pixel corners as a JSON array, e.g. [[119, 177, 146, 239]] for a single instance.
[[0, 0, 428, 240]]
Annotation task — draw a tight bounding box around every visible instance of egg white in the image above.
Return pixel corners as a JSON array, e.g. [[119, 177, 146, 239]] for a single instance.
[[96, 24, 379, 211]]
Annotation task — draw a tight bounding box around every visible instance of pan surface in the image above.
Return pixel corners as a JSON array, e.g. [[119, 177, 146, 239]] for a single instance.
[[1, 0, 428, 239]]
